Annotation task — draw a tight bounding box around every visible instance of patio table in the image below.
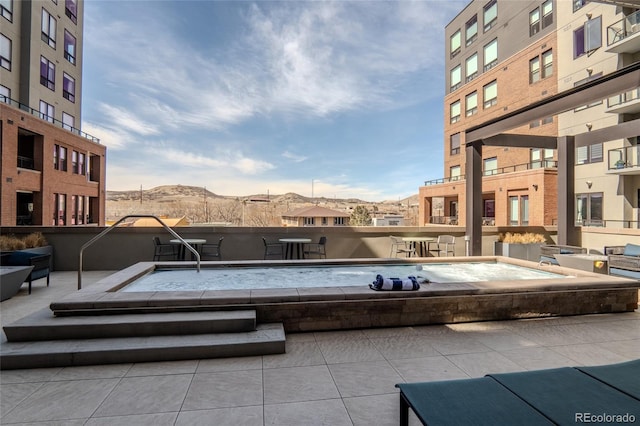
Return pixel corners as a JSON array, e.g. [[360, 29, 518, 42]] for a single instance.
[[402, 237, 435, 257], [170, 238, 207, 260], [279, 238, 312, 260]]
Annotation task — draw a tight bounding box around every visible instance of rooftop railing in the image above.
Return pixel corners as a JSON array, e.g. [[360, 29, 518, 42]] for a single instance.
[[607, 9, 640, 46], [424, 160, 557, 186], [607, 87, 640, 109], [1, 95, 100, 144], [608, 145, 639, 170]]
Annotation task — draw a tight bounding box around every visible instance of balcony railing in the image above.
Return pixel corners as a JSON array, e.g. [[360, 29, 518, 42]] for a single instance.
[[607, 145, 639, 170], [424, 160, 557, 186], [607, 87, 640, 110], [607, 9, 640, 46], [1, 95, 100, 144]]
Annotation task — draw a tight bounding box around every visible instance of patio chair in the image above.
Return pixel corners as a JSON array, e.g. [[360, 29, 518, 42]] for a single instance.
[[152, 237, 178, 261], [262, 237, 284, 260], [389, 236, 416, 258], [303, 236, 327, 259], [428, 235, 455, 257], [200, 237, 224, 261]]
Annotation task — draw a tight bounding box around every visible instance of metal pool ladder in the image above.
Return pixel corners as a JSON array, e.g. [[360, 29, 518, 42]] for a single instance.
[[78, 214, 201, 290]]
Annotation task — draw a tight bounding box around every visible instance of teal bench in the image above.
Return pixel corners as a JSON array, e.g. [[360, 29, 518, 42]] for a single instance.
[[396, 360, 640, 426]]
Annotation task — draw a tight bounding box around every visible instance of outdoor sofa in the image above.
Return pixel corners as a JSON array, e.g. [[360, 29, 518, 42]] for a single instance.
[[0, 251, 51, 294], [607, 243, 640, 280], [539, 244, 587, 265]]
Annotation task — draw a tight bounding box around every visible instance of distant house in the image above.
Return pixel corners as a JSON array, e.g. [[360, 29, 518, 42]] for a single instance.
[[281, 206, 350, 226], [372, 215, 405, 226]]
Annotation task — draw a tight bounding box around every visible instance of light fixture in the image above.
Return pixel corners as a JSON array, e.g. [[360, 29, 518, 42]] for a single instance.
[[586, 123, 592, 131], [532, 184, 539, 191], [586, 13, 592, 19], [586, 181, 593, 189], [586, 68, 593, 76]]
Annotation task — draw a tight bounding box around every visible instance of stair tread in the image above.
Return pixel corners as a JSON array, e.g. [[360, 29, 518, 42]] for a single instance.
[[0, 323, 284, 356], [6, 308, 256, 328]]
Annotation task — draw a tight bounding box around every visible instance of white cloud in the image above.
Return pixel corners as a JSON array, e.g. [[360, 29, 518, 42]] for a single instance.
[[81, 121, 129, 150], [157, 148, 275, 175], [282, 151, 308, 163]]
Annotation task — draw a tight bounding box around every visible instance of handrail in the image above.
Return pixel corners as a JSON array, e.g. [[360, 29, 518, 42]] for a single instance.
[[77, 214, 200, 289]]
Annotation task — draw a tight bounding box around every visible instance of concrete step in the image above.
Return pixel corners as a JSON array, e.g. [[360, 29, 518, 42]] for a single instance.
[[0, 323, 285, 370], [3, 309, 256, 342]]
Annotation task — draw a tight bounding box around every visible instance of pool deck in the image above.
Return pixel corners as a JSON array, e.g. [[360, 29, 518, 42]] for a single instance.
[[1, 271, 639, 425]]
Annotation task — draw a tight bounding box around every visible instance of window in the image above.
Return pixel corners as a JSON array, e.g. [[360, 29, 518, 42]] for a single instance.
[[72, 151, 78, 174], [541, 0, 553, 29], [542, 116, 554, 125], [450, 65, 461, 92], [334, 217, 345, 225], [64, 30, 76, 64], [450, 29, 461, 58], [78, 152, 85, 175], [576, 143, 603, 165], [466, 15, 477, 46], [483, 157, 497, 175], [0, 84, 9, 102], [0, 33, 10, 70], [521, 195, 529, 225], [53, 193, 66, 225], [65, 0, 77, 24], [541, 49, 553, 78], [483, 80, 497, 108], [450, 133, 460, 155], [41, 8, 56, 48], [465, 53, 478, 83], [39, 100, 54, 123], [531, 148, 554, 168], [483, 38, 497, 71], [76, 195, 84, 224], [585, 16, 602, 53], [63, 73, 75, 102], [1, 0, 12, 21], [530, 8, 540, 36], [450, 100, 461, 123], [303, 217, 315, 226], [54, 144, 67, 171], [576, 193, 603, 226], [529, 56, 540, 84], [465, 92, 477, 117], [574, 0, 589, 12], [62, 112, 74, 131], [40, 56, 55, 90], [450, 165, 461, 181], [483, 0, 497, 32], [508, 195, 529, 225]]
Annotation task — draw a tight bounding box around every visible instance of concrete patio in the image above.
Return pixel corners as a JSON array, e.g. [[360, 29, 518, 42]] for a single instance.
[[1, 272, 639, 425]]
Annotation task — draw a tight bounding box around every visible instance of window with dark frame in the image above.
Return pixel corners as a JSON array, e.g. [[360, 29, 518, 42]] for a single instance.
[[541, 49, 553, 78], [465, 53, 478, 83], [483, 0, 497, 32], [40, 56, 55, 90], [530, 8, 540, 36], [0, 33, 10, 70], [483, 38, 497, 71], [39, 100, 54, 123], [450, 133, 461, 155], [450, 65, 461, 92], [65, 0, 77, 24], [573, 0, 589, 13], [41, 8, 56, 48], [63, 73, 75, 102], [450, 100, 461, 124], [466, 15, 478, 46], [541, 0, 553, 29], [0, 0, 12, 21], [64, 30, 76, 64], [529, 56, 540, 84], [576, 192, 603, 226], [483, 80, 497, 108], [450, 29, 461, 58], [466, 91, 478, 117]]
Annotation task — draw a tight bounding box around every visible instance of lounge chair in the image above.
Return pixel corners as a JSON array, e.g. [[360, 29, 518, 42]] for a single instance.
[[303, 236, 327, 259], [539, 244, 587, 265], [152, 237, 178, 261], [200, 237, 224, 261], [607, 243, 640, 279], [262, 237, 284, 260], [427, 235, 455, 257]]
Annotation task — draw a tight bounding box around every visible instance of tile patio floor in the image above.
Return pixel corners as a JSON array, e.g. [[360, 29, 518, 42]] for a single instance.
[[1, 271, 639, 425]]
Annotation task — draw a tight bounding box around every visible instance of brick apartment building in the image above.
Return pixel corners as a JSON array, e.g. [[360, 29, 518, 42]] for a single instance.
[[0, 0, 106, 226], [419, 0, 560, 227]]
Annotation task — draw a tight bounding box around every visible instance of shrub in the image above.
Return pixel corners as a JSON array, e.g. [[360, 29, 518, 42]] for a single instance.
[[497, 232, 546, 244], [0, 232, 48, 251]]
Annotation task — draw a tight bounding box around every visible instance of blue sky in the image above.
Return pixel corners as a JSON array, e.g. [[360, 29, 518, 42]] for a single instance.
[[82, 0, 466, 201]]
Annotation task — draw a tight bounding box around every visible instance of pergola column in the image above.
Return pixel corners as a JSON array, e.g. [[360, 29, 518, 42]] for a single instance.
[[557, 135, 577, 246], [465, 138, 483, 255]]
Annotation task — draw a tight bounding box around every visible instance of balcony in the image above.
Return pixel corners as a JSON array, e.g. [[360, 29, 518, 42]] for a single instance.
[[606, 9, 640, 54], [606, 87, 640, 114], [423, 160, 557, 186], [606, 145, 640, 175], [1, 95, 100, 144]]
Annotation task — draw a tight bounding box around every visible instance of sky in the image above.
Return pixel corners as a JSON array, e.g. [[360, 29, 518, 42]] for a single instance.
[[81, 0, 467, 201]]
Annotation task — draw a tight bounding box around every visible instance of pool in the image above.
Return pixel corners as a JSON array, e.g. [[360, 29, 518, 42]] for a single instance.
[[50, 256, 639, 332], [121, 262, 567, 292]]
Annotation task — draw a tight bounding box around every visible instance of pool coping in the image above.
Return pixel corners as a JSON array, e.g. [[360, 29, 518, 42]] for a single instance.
[[51, 256, 640, 314]]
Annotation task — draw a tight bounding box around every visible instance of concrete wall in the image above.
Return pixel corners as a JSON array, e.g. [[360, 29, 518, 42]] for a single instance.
[[0, 225, 559, 271]]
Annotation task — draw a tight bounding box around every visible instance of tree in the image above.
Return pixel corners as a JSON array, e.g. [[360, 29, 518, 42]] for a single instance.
[[350, 205, 372, 226]]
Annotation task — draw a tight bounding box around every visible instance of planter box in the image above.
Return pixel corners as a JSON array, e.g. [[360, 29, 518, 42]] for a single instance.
[[494, 242, 543, 262]]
